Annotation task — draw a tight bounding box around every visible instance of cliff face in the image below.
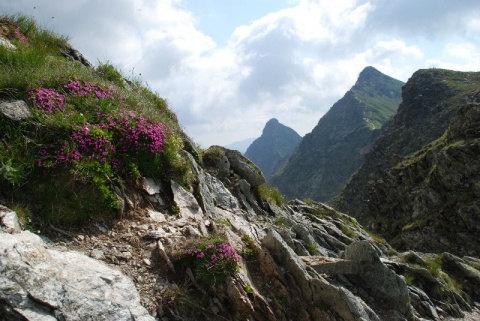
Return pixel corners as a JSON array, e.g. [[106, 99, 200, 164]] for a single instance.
[[244, 118, 301, 178], [270, 66, 403, 201], [335, 69, 480, 255]]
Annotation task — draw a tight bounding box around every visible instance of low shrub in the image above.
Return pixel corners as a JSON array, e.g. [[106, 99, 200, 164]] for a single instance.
[[183, 241, 239, 286]]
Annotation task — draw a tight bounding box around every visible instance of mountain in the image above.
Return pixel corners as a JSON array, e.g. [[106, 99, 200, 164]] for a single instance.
[[244, 118, 301, 177], [270, 66, 404, 202], [225, 137, 255, 153], [334, 68, 480, 256], [2, 16, 480, 321]]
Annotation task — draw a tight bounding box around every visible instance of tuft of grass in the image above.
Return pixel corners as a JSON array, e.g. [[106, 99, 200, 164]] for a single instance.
[[305, 242, 318, 255], [215, 218, 232, 227], [257, 183, 285, 207], [95, 62, 125, 85], [403, 272, 415, 286], [11, 203, 31, 228], [341, 225, 356, 238], [160, 281, 202, 312], [424, 256, 443, 277], [273, 216, 290, 228]]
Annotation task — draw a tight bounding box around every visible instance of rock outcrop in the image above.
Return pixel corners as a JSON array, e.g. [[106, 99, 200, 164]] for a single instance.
[[0, 230, 154, 321], [270, 66, 403, 202]]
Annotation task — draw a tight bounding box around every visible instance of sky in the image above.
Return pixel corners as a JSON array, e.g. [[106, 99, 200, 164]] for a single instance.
[[1, 0, 479, 147]]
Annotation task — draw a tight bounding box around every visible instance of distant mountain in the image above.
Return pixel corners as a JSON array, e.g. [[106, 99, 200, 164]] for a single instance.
[[244, 118, 301, 177], [270, 66, 404, 201], [333, 69, 480, 256], [224, 137, 255, 154]]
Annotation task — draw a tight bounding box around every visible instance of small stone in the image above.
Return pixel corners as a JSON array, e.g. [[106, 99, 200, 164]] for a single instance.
[[96, 224, 108, 233], [0, 100, 32, 121], [77, 235, 85, 242], [148, 210, 167, 223], [116, 251, 132, 261], [143, 258, 151, 266], [184, 225, 201, 236], [141, 177, 161, 195], [91, 249, 104, 260], [145, 229, 165, 240]]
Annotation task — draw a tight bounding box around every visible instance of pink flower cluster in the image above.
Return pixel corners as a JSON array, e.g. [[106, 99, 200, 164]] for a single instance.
[[0, 19, 27, 43], [104, 111, 166, 155], [37, 111, 167, 173], [28, 88, 66, 113], [65, 79, 116, 100], [71, 125, 115, 163], [186, 242, 239, 270]]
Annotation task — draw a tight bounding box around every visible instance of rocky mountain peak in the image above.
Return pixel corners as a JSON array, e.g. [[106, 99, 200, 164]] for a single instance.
[[270, 67, 403, 202], [244, 119, 301, 178]]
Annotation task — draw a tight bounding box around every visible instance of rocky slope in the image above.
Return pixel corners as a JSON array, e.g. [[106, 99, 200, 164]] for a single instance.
[[244, 118, 301, 178], [334, 69, 480, 256], [270, 66, 403, 202], [2, 147, 480, 321]]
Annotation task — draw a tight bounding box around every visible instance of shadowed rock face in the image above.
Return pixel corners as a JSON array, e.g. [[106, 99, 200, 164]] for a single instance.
[[270, 66, 403, 202], [335, 69, 480, 256]]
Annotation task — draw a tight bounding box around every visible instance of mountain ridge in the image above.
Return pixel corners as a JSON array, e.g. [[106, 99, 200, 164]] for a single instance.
[[270, 66, 404, 201], [334, 68, 480, 256]]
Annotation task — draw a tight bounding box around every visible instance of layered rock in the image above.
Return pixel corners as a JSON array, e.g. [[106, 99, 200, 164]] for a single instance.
[[271, 66, 403, 202]]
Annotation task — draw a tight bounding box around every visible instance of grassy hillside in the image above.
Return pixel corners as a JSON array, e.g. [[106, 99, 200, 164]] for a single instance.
[[0, 15, 192, 225]]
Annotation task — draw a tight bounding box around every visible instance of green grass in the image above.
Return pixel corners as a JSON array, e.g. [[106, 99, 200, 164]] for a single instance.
[[273, 216, 290, 228], [305, 242, 318, 255], [257, 183, 285, 207], [215, 218, 232, 227]]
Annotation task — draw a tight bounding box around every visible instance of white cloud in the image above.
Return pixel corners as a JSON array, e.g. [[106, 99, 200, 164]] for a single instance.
[[1, 0, 479, 147]]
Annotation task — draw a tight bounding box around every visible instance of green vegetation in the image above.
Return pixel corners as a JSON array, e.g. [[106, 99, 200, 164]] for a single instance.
[[245, 284, 254, 295], [403, 272, 415, 286], [305, 242, 318, 255], [202, 146, 225, 167], [257, 183, 285, 207], [0, 15, 189, 225], [181, 234, 239, 286], [341, 225, 355, 238], [215, 218, 232, 227], [273, 216, 290, 228], [368, 231, 388, 245]]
